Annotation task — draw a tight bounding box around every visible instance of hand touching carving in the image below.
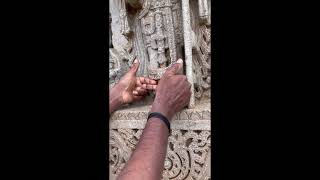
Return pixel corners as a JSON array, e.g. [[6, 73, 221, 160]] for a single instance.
[[151, 59, 191, 120], [111, 59, 157, 105]]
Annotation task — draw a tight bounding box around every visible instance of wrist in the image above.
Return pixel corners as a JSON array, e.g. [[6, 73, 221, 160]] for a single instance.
[[148, 112, 170, 131], [109, 85, 124, 113], [150, 101, 174, 121], [110, 93, 122, 106]]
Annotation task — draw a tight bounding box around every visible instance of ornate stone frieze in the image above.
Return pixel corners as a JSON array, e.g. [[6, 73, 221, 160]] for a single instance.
[[109, 128, 211, 180]]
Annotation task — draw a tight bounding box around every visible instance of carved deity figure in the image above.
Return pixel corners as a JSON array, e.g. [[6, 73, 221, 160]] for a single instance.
[[109, 49, 121, 86], [119, 0, 131, 35], [147, 12, 169, 68], [138, 0, 183, 79]]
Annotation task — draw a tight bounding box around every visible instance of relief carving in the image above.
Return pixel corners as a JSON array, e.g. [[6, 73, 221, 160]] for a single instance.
[[109, 49, 121, 87], [108, 1, 212, 179], [190, 0, 211, 100], [120, 8, 130, 35], [193, 25, 211, 98], [109, 0, 212, 101], [198, 0, 210, 25], [138, 0, 183, 79], [109, 0, 136, 87], [109, 129, 211, 180]]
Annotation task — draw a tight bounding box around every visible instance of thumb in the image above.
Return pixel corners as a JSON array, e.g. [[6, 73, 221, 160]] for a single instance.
[[129, 59, 140, 75], [164, 59, 183, 76]]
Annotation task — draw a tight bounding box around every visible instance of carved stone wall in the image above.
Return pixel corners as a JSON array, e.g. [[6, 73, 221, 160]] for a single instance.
[[108, 0, 212, 179], [110, 103, 211, 180]]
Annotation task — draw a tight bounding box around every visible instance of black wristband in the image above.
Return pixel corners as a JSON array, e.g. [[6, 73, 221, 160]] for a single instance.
[[147, 112, 170, 132]]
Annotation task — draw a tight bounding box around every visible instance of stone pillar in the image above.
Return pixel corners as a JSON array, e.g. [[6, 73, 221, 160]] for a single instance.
[[182, 0, 195, 108]]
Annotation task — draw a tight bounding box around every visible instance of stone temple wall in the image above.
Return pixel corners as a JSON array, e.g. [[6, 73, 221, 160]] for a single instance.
[[108, 0, 211, 179]]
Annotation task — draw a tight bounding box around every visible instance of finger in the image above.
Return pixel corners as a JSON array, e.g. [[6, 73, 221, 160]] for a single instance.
[[128, 59, 140, 75], [163, 59, 183, 77], [133, 90, 139, 95], [137, 77, 147, 84], [133, 95, 145, 101], [137, 88, 148, 95], [141, 83, 147, 89], [138, 91, 148, 97], [134, 86, 148, 95], [135, 86, 143, 91], [146, 78, 157, 85], [138, 77, 157, 85], [146, 84, 157, 90]]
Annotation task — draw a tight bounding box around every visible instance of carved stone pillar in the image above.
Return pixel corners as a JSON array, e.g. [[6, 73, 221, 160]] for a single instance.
[[108, 0, 212, 179]]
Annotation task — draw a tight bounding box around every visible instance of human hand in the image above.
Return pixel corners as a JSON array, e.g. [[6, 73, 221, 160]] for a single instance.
[[150, 59, 191, 120], [111, 59, 157, 105]]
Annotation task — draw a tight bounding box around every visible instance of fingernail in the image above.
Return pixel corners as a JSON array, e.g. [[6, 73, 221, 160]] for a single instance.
[[177, 59, 183, 64], [134, 59, 139, 64]]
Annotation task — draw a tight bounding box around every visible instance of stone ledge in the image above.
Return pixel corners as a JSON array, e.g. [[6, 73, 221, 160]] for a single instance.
[[110, 119, 211, 130], [110, 102, 211, 121]]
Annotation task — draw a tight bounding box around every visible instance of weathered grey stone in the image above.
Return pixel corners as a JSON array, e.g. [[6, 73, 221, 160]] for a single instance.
[[108, 0, 212, 179], [109, 103, 211, 179], [110, 128, 211, 180]]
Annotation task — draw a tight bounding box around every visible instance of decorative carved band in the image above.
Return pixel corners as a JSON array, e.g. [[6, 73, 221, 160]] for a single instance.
[[110, 103, 211, 121], [109, 129, 211, 180]]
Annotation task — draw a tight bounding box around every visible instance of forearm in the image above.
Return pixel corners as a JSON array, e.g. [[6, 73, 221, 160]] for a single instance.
[[117, 118, 169, 180]]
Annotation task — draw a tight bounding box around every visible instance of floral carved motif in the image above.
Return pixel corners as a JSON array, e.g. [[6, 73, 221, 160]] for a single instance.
[[109, 129, 211, 180]]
